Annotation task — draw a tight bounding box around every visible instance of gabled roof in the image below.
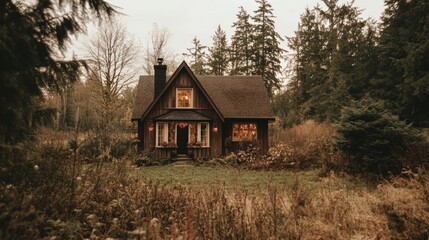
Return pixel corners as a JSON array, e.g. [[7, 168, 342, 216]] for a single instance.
[[155, 110, 211, 121], [132, 62, 275, 121], [197, 75, 274, 119], [136, 61, 223, 121]]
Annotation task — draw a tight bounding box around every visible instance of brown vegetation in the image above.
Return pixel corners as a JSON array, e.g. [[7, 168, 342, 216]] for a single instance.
[[1, 122, 429, 239]]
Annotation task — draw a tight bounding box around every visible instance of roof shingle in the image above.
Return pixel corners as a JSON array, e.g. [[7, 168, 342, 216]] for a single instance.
[[132, 74, 274, 120]]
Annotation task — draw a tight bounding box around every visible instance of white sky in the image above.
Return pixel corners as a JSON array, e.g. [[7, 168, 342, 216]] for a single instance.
[[72, 0, 385, 66]]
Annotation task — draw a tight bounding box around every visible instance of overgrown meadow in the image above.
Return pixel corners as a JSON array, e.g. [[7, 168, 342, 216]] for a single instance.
[[1, 121, 428, 239]]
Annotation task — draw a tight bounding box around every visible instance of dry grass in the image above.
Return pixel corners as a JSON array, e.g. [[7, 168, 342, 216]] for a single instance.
[[1, 127, 429, 239], [2, 151, 428, 239], [271, 120, 335, 148]]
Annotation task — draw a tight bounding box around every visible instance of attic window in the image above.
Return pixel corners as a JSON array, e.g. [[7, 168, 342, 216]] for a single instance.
[[232, 123, 257, 142], [176, 88, 193, 108]]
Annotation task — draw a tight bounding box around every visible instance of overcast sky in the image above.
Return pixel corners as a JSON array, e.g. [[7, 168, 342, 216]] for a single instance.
[[73, 0, 385, 64]]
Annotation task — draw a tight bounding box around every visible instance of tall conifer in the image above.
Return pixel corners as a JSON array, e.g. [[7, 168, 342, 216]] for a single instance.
[[230, 7, 253, 75], [251, 0, 284, 98], [208, 25, 229, 75]]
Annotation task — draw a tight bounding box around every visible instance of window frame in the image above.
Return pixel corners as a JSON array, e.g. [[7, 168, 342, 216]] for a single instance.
[[232, 122, 257, 142], [155, 122, 169, 147], [176, 88, 194, 108], [198, 122, 210, 147]]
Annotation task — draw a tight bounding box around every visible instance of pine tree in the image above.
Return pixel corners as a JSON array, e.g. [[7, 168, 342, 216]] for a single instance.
[[0, 0, 116, 144], [230, 7, 253, 75], [287, 7, 329, 121], [283, 1, 377, 123], [376, 0, 429, 126], [208, 25, 229, 75], [334, 96, 423, 175], [183, 37, 208, 75], [251, 0, 284, 98]]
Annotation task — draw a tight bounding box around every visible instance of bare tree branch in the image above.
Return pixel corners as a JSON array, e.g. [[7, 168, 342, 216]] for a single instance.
[[142, 23, 178, 75], [85, 21, 140, 127]]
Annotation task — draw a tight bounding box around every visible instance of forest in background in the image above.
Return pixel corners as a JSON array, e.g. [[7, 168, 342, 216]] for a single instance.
[[0, 0, 429, 239]]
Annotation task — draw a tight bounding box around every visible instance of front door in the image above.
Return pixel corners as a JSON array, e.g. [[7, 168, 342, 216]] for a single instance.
[[177, 125, 189, 154]]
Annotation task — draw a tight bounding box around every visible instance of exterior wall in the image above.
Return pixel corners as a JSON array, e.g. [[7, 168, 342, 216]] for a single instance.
[[141, 69, 222, 159], [145, 69, 221, 121], [222, 119, 270, 154]]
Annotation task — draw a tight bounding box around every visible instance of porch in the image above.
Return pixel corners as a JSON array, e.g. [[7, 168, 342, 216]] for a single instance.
[[153, 110, 212, 160]]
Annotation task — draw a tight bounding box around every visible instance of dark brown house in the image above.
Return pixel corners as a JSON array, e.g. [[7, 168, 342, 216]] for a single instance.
[[132, 60, 275, 159]]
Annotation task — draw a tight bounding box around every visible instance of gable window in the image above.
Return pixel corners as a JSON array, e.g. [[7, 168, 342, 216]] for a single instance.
[[176, 88, 193, 108], [232, 123, 257, 141], [156, 122, 168, 147]]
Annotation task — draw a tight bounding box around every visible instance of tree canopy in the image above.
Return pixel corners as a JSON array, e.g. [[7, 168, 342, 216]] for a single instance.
[[0, 0, 116, 144]]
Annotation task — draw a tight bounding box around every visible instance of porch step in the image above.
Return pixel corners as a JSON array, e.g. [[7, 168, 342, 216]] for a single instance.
[[175, 154, 192, 160], [171, 160, 194, 166], [171, 154, 193, 166]]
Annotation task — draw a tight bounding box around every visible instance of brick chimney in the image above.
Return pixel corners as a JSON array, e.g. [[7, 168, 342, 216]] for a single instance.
[[154, 58, 167, 98]]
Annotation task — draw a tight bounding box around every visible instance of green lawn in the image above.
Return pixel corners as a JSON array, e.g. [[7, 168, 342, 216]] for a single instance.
[[133, 165, 362, 193]]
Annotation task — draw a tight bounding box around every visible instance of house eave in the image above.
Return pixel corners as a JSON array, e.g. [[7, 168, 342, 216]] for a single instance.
[[225, 116, 276, 121]]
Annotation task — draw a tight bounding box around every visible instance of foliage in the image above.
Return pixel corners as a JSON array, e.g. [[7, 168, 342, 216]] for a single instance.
[[334, 97, 424, 176], [281, 0, 378, 123], [251, 0, 284, 98], [78, 137, 102, 162], [133, 146, 162, 167], [375, 0, 429, 126], [230, 6, 253, 75], [0, 0, 115, 145], [85, 21, 139, 130], [208, 25, 229, 75], [183, 37, 208, 74], [2, 143, 429, 239]]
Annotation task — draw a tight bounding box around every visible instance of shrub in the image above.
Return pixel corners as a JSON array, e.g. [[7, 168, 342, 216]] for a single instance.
[[110, 137, 137, 159], [78, 137, 102, 162], [377, 175, 429, 239], [334, 97, 424, 176]]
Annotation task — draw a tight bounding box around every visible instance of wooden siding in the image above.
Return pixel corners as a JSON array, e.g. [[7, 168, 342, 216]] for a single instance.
[[145, 69, 221, 121], [142, 69, 222, 159], [222, 119, 270, 154]]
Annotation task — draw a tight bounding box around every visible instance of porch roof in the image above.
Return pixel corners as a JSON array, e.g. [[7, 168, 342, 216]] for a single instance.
[[154, 110, 211, 121]]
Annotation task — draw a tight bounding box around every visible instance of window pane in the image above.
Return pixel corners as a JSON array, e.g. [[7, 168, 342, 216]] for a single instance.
[[168, 123, 176, 144], [177, 89, 192, 108], [249, 123, 257, 139], [233, 124, 240, 141], [232, 123, 257, 142], [200, 123, 208, 146], [189, 123, 197, 144], [157, 123, 165, 146]]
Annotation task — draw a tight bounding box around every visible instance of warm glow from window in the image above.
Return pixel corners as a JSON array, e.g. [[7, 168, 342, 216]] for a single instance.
[[176, 89, 193, 108], [188, 122, 209, 147], [232, 123, 257, 141]]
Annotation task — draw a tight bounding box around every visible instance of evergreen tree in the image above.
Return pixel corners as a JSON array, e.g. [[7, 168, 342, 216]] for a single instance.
[[375, 0, 429, 126], [183, 37, 208, 75], [0, 0, 115, 144], [230, 7, 253, 75], [208, 25, 229, 75], [317, 0, 374, 120], [283, 1, 377, 123], [334, 96, 423, 176], [251, 0, 284, 98], [286, 7, 329, 121]]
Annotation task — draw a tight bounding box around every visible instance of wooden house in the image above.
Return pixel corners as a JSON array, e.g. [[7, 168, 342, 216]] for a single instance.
[[132, 59, 275, 159]]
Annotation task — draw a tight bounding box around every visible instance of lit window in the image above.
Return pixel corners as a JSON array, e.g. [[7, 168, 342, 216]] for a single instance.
[[232, 123, 257, 141], [156, 122, 168, 147], [176, 88, 193, 108], [188, 122, 210, 147]]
